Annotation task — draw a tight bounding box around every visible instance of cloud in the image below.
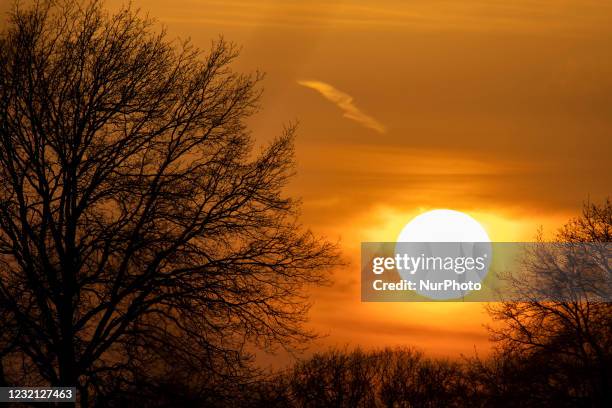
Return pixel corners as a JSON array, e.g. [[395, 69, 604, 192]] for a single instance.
[[298, 80, 386, 134]]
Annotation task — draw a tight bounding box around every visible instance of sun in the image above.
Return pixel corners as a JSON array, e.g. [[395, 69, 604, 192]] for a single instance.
[[396, 209, 491, 242]]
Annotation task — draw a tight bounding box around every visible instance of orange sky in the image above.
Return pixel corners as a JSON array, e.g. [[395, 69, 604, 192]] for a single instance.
[[57, 0, 612, 365]]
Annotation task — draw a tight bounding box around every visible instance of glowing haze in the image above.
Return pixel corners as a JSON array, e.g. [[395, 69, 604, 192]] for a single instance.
[[96, 0, 612, 364]]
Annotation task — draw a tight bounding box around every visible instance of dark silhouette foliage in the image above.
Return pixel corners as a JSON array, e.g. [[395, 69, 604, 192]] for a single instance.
[[0, 1, 339, 405], [488, 199, 612, 406]]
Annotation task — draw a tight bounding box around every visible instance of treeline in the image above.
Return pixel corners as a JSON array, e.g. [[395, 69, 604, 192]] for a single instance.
[[250, 346, 611, 408], [252, 347, 470, 408], [111, 344, 610, 408]]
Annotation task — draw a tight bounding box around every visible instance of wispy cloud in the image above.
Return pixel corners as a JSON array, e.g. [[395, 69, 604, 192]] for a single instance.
[[156, 1, 610, 34], [298, 80, 386, 134]]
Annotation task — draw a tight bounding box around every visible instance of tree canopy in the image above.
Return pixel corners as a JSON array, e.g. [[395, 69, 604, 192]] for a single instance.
[[0, 1, 339, 404]]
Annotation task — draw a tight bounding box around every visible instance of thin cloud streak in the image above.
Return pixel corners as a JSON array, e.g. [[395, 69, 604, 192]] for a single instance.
[[298, 80, 386, 134], [145, 1, 612, 34]]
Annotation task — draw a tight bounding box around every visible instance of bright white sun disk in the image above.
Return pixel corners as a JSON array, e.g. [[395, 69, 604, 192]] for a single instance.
[[397, 209, 490, 242]]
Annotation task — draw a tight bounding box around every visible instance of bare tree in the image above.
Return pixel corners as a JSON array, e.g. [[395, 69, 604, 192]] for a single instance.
[[464, 348, 578, 408], [288, 348, 379, 407], [487, 199, 612, 407], [0, 0, 339, 405], [282, 347, 466, 408]]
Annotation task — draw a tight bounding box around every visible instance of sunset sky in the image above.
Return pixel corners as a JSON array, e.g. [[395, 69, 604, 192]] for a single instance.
[[94, 0, 612, 365]]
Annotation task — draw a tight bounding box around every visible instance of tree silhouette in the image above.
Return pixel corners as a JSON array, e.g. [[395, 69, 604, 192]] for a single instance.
[[487, 199, 612, 406], [272, 347, 467, 408], [0, 1, 339, 405]]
